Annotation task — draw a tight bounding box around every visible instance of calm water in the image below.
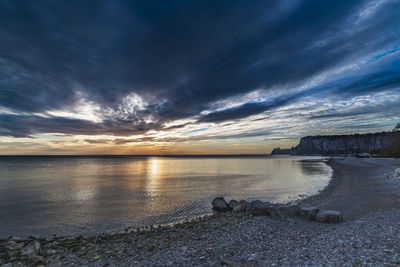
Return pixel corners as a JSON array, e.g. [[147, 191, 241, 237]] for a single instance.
[[0, 155, 331, 238]]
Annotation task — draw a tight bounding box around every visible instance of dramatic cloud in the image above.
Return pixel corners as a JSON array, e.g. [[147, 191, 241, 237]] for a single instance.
[[0, 0, 399, 153]]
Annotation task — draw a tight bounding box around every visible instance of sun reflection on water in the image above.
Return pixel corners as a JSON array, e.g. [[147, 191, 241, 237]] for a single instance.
[[146, 157, 161, 198]]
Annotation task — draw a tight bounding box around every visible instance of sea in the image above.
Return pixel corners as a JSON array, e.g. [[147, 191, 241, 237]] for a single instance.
[[0, 155, 332, 238]]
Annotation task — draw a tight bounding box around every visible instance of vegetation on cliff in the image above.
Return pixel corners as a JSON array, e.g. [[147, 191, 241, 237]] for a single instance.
[[372, 127, 400, 157]]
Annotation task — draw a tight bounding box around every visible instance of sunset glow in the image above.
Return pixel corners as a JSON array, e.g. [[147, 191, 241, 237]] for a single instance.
[[0, 0, 399, 154]]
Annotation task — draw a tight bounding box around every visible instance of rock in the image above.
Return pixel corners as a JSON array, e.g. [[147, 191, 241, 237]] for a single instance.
[[6, 249, 19, 258], [248, 253, 257, 261], [276, 204, 300, 217], [232, 200, 249, 213], [227, 200, 238, 210], [298, 207, 319, 221], [212, 197, 229, 212], [9, 236, 23, 242], [357, 153, 371, 158], [93, 254, 101, 260], [219, 259, 231, 265], [266, 204, 281, 218], [5, 240, 24, 250], [315, 210, 343, 223], [394, 168, 400, 178], [246, 200, 274, 216], [21, 240, 41, 256], [26, 255, 45, 265], [46, 249, 57, 255]]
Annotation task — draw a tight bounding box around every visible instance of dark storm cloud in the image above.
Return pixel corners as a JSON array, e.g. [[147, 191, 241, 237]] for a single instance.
[[198, 63, 400, 123], [0, 0, 399, 137], [0, 114, 160, 137]]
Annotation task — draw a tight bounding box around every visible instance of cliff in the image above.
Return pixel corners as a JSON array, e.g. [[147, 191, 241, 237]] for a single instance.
[[292, 132, 393, 156], [271, 131, 400, 156]]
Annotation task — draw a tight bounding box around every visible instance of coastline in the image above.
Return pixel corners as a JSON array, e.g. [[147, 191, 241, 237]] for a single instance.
[[1, 157, 400, 266], [300, 157, 400, 220]]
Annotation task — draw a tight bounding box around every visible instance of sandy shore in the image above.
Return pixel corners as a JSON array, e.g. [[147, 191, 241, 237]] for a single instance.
[[1, 157, 400, 266]]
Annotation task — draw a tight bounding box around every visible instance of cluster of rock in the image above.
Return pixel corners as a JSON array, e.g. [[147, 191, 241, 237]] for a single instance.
[[1, 237, 49, 266], [212, 197, 342, 223]]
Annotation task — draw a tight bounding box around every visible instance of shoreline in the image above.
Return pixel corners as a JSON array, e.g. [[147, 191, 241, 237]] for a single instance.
[[0, 156, 332, 240], [0, 155, 331, 240], [1, 157, 400, 266]]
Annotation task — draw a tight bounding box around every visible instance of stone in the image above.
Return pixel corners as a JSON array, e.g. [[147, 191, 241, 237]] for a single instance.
[[219, 259, 231, 265], [93, 254, 101, 260], [26, 255, 45, 265], [211, 197, 229, 212], [276, 204, 300, 218], [315, 210, 343, 223], [248, 253, 257, 261], [6, 249, 19, 258], [228, 200, 238, 210], [265, 204, 281, 218], [9, 236, 23, 242], [21, 240, 41, 256], [5, 240, 24, 250], [46, 249, 57, 255], [394, 168, 400, 178], [357, 153, 371, 158], [232, 200, 248, 213], [246, 200, 274, 216], [298, 207, 319, 221]]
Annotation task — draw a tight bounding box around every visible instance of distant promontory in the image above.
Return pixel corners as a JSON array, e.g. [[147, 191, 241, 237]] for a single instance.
[[272, 131, 400, 157]]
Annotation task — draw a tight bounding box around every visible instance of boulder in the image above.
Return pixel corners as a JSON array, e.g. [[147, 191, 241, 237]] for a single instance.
[[265, 204, 281, 218], [394, 168, 400, 178], [315, 210, 343, 223], [211, 197, 229, 212], [228, 200, 238, 210], [298, 207, 319, 221], [21, 240, 41, 256], [10, 236, 23, 242], [246, 200, 274, 216], [232, 200, 249, 213], [25, 255, 45, 265], [5, 240, 24, 251], [276, 204, 300, 217]]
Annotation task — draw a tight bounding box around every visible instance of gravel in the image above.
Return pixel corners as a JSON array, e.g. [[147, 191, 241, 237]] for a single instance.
[[1, 157, 400, 266]]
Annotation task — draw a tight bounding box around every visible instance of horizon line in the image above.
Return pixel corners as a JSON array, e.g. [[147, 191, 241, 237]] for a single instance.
[[0, 153, 273, 157]]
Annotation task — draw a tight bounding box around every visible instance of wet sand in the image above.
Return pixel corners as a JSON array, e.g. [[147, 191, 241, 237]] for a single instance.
[[302, 157, 400, 220], [1, 157, 400, 266]]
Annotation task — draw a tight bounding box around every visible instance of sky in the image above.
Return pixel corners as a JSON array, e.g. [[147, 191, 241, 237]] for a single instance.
[[0, 0, 400, 155]]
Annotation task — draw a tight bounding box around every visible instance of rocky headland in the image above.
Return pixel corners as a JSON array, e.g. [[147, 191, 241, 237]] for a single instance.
[[272, 131, 400, 156], [1, 158, 400, 266]]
